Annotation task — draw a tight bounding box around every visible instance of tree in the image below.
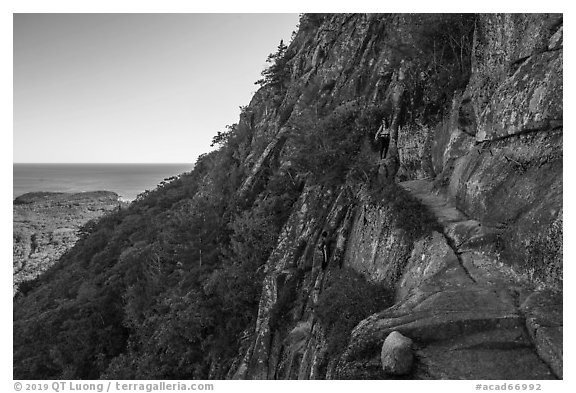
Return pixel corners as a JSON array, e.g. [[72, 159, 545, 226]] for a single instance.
[[210, 124, 236, 147], [255, 40, 290, 89]]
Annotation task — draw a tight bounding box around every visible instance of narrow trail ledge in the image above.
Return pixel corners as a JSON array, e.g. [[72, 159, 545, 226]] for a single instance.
[[380, 179, 564, 379], [13, 13, 562, 381]]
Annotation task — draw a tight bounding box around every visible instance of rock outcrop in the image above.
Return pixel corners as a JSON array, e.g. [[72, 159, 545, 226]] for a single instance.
[[337, 179, 560, 379], [230, 13, 562, 380], [12, 13, 562, 381]]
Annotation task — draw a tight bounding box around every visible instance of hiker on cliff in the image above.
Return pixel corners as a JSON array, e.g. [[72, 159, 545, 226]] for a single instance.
[[375, 118, 391, 159], [319, 231, 331, 270]]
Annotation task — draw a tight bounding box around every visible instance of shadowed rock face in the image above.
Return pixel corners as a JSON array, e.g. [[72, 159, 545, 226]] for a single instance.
[[232, 13, 561, 380], [326, 180, 557, 380], [477, 50, 562, 141], [12, 13, 562, 380], [466, 14, 562, 122]]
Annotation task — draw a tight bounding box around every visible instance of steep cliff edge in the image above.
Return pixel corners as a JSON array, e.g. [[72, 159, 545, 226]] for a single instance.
[[230, 13, 562, 379], [13, 13, 562, 380]]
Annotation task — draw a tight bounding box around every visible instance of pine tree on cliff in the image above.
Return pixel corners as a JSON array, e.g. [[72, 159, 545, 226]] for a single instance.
[[255, 39, 289, 90]]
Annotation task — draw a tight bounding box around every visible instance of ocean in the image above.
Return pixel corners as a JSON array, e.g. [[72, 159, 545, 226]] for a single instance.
[[13, 163, 194, 201]]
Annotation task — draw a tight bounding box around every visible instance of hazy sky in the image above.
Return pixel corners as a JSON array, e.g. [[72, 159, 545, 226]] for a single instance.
[[13, 13, 300, 163]]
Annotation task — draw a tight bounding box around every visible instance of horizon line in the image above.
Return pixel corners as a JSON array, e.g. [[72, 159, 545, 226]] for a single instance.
[[13, 162, 195, 165]]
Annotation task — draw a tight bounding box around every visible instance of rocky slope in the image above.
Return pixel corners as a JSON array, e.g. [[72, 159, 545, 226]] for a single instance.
[[13, 13, 562, 380], [13, 191, 121, 294], [229, 13, 562, 379]]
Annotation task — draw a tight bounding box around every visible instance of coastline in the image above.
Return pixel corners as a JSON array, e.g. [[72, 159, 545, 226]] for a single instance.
[[13, 162, 193, 200], [13, 190, 122, 295]]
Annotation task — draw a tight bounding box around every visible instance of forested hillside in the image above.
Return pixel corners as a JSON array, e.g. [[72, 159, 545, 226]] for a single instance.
[[14, 13, 562, 380]]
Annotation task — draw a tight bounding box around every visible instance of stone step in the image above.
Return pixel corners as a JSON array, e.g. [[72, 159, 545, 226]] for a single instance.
[[396, 178, 563, 379], [343, 284, 556, 379], [399, 180, 467, 225], [399, 180, 506, 283], [522, 291, 563, 379]]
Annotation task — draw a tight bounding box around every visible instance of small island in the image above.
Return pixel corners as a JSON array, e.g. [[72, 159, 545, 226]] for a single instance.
[[13, 191, 124, 294]]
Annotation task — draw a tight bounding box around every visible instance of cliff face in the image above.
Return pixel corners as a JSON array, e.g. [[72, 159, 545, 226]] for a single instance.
[[13, 13, 562, 380], [229, 13, 562, 379]]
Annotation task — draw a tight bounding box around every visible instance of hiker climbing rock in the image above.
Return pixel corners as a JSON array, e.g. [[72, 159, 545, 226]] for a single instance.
[[375, 118, 391, 159], [319, 231, 331, 270]]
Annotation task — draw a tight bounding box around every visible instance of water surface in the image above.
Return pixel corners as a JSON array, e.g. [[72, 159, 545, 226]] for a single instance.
[[13, 163, 193, 201]]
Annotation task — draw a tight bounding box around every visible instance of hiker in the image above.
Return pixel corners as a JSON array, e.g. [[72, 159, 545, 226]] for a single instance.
[[319, 231, 330, 270], [375, 118, 391, 159]]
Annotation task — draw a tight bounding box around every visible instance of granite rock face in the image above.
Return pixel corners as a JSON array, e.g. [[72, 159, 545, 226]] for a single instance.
[[11, 13, 562, 381], [222, 13, 562, 379], [466, 13, 562, 122], [336, 179, 560, 379]]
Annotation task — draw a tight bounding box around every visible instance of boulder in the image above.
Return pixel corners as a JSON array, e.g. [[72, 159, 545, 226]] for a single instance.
[[381, 331, 414, 375]]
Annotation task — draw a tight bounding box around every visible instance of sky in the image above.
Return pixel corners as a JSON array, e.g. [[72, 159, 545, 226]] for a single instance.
[[13, 13, 300, 163], [6, 4, 575, 387]]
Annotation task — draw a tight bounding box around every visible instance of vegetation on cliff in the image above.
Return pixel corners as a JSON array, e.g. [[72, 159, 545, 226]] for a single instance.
[[13, 13, 562, 380], [14, 126, 303, 378], [12, 13, 481, 380]]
